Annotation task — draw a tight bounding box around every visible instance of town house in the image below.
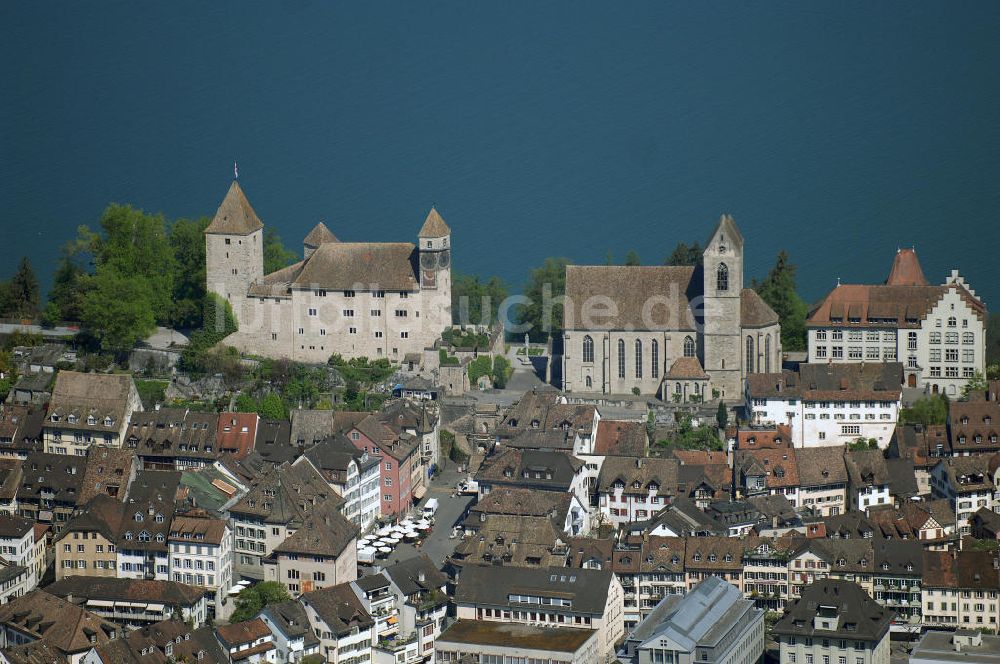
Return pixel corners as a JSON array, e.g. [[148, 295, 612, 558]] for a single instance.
[[43, 371, 142, 456]]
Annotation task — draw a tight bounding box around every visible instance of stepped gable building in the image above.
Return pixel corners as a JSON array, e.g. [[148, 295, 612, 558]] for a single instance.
[[563, 215, 781, 400], [807, 248, 986, 395], [205, 180, 453, 364]]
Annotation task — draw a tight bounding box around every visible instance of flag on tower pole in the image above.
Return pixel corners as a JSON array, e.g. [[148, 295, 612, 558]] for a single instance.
[[234, 162, 238, 179]]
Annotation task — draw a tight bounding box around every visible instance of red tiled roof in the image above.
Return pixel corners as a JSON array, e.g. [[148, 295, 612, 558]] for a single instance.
[[216, 618, 270, 647], [594, 421, 646, 456], [885, 248, 928, 286], [216, 413, 259, 459]]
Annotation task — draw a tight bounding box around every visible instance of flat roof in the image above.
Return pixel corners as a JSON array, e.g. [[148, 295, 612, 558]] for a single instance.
[[911, 631, 1000, 664], [438, 620, 595, 653]]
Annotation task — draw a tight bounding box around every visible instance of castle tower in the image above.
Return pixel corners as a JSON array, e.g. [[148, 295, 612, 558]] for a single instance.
[[418, 208, 453, 335], [417, 207, 452, 292], [204, 180, 264, 312], [303, 221, 338, 260], [701, 214, 744, 399]]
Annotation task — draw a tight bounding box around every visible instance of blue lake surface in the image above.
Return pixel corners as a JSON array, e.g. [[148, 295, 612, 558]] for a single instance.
[[2, 1, 999, 306]]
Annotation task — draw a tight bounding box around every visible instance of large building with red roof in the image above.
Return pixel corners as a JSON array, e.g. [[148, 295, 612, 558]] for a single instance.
[[806, 248, 986, 395]]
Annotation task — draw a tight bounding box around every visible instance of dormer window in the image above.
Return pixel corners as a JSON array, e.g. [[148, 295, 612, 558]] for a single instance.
[[68, 415, 77, 424], [125, 532, 133, 541], [709, 554, 717, 562], [134, 513, 143, 522], [155, 534, 164, 542], [139, 531, 150, 542], [155, 514, 164, 523], [693, 553, 702, 561], [724, 554, 732, 562], [87, 416, 96, 425]]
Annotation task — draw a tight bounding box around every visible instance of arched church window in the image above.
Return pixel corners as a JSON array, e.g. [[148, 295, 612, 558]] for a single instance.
[[635, 340, 643, 379], [617, 340, 626, 379], [651, 340, 659, 378], [582, 335, 594, 363], [746, 336, 755, 374], [717, 263, 729, 292], [765, 334, 772, 373], [683, 336, 696, 358], [585, 375, 592, 388]]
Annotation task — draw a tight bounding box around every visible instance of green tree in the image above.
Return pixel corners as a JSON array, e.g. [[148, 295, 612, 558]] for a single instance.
[[716, 402, 728, 429], [753, 250, 808, 352], [519, 257, 571, 341], [899, 395, 949, 427], [604, 251, 614, 266], [79, 269, 156, 356], [624, 250, 641, 266], [48, 255, 87, 322], [6, 257, 39, 317], [170, 216, 210, 328], [961, 370, 989, 400], [264, 228, 298, 274], [259, 392, 288, 420], [492, 355, 511, 389], [451, 273, 508, 326], [230, 581, 292, 623], [234, 393, 258, 413], [663, 242, 702, 266], [39, 301, 61, 328], [86, 204, 176, 325]]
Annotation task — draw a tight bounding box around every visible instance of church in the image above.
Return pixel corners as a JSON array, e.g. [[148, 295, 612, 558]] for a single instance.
[[204, 181, 452, 364], [562, 215, 781, 400]]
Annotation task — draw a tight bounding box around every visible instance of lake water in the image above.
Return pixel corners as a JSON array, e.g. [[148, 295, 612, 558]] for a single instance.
[[2, 1, 999, 306]]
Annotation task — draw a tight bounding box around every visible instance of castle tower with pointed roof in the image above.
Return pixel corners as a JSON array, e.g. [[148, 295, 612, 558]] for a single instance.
[[303, 222, 338, 259], [204, 180, 265, 310], [417, 207, 452, 293]]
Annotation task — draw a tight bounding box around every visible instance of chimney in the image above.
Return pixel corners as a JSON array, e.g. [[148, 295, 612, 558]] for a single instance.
[[636, 458, 642, 469], [418, 570, 426, 583]]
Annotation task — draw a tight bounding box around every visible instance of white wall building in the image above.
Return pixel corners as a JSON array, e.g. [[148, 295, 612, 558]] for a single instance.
[[806, 249, 986, 396], [169, 512, 235, 620], [746, 363, 903, 448]]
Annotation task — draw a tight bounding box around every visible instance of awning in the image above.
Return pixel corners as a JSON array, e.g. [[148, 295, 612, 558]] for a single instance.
[[412, 485, 426, 500], [114, 601, 144, 608], [386, 616, 398, 625], [87, 600, 115, 608], [146, 603, 165, 612]]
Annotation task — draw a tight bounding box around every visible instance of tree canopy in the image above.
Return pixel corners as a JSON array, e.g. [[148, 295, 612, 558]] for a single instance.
[[753, 250, 808, 352], [1, 257, 40, 318], [624, 250, 641, 266], [663, 242, 702, 266], [230, 581, 291, 623], [899, 395, 949, 427], [169, 216, 210, 328], [519, 257, 571, 341], [79, 268, 156, 355], [264, 228, 298, 274], [451, 273, 508, 326]]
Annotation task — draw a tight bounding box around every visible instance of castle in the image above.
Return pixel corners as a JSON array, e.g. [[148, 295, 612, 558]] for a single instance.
[[562, 215, 781, 400], [204, 181, 452, 363]]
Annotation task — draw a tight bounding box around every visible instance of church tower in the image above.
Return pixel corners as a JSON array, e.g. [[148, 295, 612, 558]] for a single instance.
[[417, 207, 453, 335], [204, 180, 265, 315], [701, 214, 743, 399]]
